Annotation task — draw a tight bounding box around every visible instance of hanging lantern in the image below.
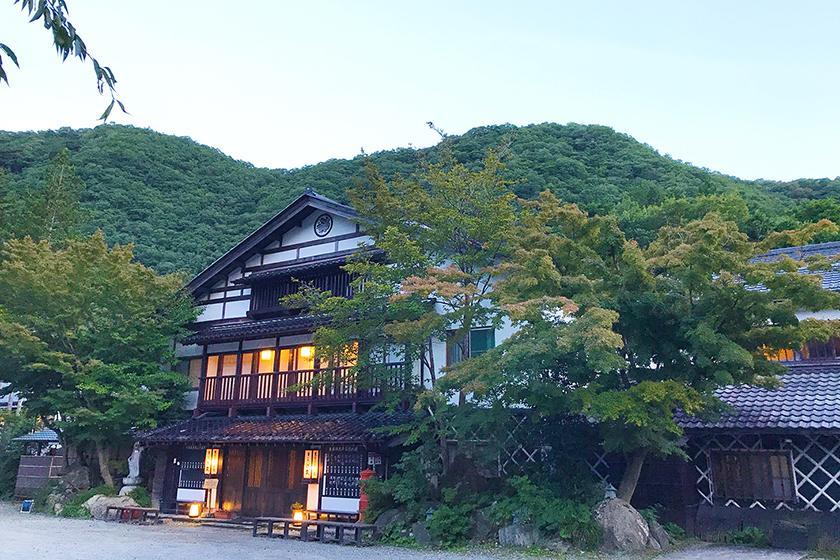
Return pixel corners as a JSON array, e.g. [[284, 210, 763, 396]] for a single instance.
[[303, 449, 320, 480]]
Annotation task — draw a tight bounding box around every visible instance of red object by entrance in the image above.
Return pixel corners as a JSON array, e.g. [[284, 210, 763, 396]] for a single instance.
[[358, 468, 377, 522]]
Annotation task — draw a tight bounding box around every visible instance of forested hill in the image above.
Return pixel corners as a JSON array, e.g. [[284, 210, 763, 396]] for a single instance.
[[0, 123, 836, 274]]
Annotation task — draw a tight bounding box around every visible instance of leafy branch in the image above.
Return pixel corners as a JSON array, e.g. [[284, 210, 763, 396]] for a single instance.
[[2, 0, 126, 120]]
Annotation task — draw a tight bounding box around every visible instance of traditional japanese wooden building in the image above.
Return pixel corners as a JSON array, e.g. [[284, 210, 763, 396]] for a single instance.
[[138, 189, 510, 519], [673, 242, 840, 544]]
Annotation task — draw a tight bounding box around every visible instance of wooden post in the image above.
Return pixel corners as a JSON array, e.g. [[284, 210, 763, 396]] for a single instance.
[[150, 448, 168, 509]]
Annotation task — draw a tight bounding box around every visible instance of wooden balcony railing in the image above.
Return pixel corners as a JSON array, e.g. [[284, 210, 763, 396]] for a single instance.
[[198, 364, 407, 407]]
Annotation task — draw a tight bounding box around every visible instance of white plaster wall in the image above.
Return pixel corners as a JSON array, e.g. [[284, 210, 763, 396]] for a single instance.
[[282, 212, 356, 246], [796, 309, 840, 321]]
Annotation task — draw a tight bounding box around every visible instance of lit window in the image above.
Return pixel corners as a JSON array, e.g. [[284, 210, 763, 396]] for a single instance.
[[205, 355, 219, 377], [297, 346, 315, 370], [258, 349, 275, 373], [221, 354, 237, 376]]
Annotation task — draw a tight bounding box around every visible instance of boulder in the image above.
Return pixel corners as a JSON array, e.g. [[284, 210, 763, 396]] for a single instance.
[[648, 518, 672, 550], [498, 522, 541, 547], [373, 508, 407, 533], [411, 521, 433, 546], [44, 484, 75, 515], [61, 465, 91, 492], [594, 498, 651, 552], [469, 508, 495, 543], [543, 539, 571, 553], [83, 494, 139, 520]]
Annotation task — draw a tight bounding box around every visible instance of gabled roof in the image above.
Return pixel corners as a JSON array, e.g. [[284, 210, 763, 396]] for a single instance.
[[186, 189, 357, 294], [677, 363, 840, 433], [137, 411, 413, 445]]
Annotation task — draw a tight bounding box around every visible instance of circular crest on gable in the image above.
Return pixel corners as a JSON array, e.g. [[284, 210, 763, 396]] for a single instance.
[[314, 213, 333, 237]]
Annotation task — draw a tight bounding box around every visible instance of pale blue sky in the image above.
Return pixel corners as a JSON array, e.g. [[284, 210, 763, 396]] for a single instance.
[[1, 1, 838, 180]]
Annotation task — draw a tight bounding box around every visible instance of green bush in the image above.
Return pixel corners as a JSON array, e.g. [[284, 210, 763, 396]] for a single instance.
[[31, 481, 58, 513], [663, 521, 686, 541], [426, 490, 474, 548], [0, 412, 36, 498], [60, 484, 117, 518], [492, 476, 601, 549], [727, 526, 769, 547], [127, 486, 151, 508]]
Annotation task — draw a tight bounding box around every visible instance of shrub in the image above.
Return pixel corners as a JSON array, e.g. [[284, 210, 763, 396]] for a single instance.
[[492, 476, 601, 549], [60, 484, 116, 518], [426, 490, 474, 548], [128, 486, 151, 507], [663, 521, 686, 541], [727, 526, 769, 547]]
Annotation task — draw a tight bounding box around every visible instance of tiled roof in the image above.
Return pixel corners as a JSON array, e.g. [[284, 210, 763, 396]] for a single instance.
[[237, 249, 383, 284], [137, 411, 412, 445], [751, 241, 840, 264], [13, 428, 60, 442], [182, 314, 327, 344], [678, 364, 840, 432], [748, 241, 840, 292]]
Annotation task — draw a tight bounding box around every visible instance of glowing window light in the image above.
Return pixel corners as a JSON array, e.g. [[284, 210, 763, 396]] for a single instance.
[[260, 349, 274, 361], [299, 346, 314, 359], [303, 449, 319, 480]]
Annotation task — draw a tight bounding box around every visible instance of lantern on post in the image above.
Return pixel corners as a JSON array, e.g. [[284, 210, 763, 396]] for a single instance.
[[358, 468, 377, 522]]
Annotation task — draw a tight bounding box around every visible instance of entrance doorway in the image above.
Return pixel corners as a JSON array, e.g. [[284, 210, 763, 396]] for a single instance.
[[241, 446, 305, 517]]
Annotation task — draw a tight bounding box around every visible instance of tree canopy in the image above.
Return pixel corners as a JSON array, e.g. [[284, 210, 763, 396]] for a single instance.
[[1, 123, 838, 275]]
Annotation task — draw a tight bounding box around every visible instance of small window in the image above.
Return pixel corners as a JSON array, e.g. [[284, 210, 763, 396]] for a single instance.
[[205, 355, 219, 377], [710, 450, 795, 502], [447, 327, 496, 365], [257, 349, 275, 374], [221, 354, 238, 376], [176, 358, 203, 389]]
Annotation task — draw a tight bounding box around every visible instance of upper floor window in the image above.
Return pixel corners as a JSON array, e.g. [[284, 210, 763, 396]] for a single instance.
[[765, 337, 840, 362], [447, 327, 496, 365], [177, 358, 203, 389]]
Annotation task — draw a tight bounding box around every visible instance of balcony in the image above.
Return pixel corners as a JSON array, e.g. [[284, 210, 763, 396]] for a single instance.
[[198, 364, 407, 409]]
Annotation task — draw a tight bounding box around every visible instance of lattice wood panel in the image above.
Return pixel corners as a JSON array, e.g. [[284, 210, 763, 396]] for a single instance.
[[689, 433, 840, 512]]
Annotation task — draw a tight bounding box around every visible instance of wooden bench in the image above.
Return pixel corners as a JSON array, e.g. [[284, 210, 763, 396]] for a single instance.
[[104, 505, 161, 524], [251, 517, 377, 545]]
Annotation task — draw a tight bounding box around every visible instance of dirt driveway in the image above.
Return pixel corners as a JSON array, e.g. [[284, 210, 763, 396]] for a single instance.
[[0, 502, 808, 560]]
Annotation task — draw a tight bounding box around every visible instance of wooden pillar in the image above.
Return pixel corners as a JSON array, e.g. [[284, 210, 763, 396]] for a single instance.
[[150, 447, 169, 509]]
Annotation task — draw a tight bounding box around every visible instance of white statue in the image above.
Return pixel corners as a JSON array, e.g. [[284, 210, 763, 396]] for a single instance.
[[119, 442, 143, 495], [127, 442, 143, 480]]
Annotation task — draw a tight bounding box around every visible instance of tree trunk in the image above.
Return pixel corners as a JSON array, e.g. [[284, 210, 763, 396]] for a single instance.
[[617, 448, 648, 502], [95, 441, 115, 487]]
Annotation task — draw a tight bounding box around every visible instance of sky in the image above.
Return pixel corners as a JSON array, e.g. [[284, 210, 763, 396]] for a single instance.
[[1, 1, 839, 181]]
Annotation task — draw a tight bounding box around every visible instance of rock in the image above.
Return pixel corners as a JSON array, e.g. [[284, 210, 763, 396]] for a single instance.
[[594, 498, 651, 552], [498, 523, 541, 547], [61, 465, 91, 492], [469, 508, 494, 543], [543, 539, 571, 553], [374, 508, 407, 532], [411, 521, 433, 546], [83, 494, 139, 520], [44, 484, 75, 515], [648, 518, 672, 550]]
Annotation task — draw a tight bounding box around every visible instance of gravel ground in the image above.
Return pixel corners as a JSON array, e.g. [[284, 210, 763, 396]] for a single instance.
[[0, 502, 806, 560]]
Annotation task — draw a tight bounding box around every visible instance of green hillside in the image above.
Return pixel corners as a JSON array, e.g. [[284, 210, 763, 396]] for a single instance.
[[0, 123, 833, 274]]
